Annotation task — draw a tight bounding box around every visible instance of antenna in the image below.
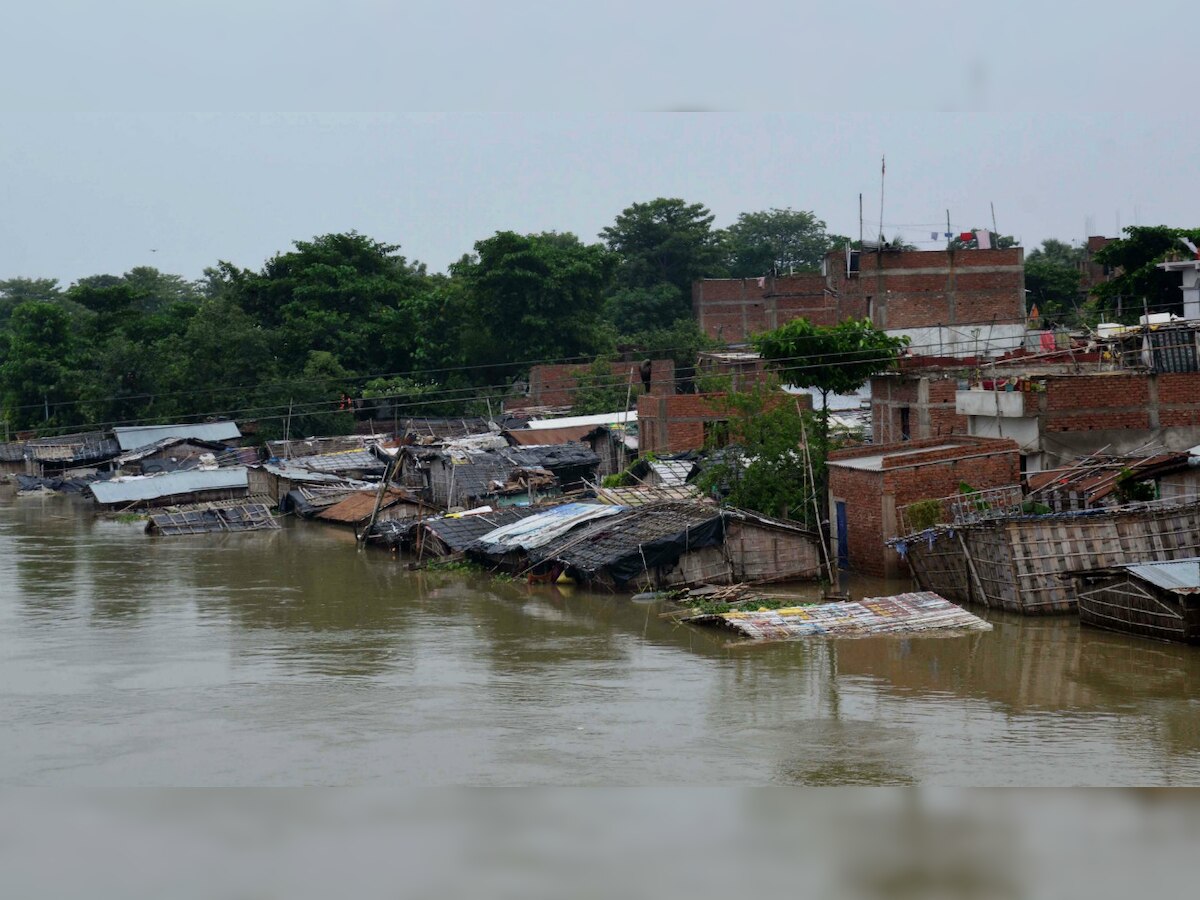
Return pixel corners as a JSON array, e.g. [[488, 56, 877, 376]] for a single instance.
[[858, 193, 863, 246], [878, 156, 886, 243], [990, 201, 998, 239]]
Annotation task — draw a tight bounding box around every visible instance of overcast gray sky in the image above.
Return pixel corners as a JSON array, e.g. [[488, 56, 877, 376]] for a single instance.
[[1, 1, 1195, 283]]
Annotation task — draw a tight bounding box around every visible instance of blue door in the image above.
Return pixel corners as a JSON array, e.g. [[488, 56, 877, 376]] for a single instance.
[[835, 501, 849, 570]]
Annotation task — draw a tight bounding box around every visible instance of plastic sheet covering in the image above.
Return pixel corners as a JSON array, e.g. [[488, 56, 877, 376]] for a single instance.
[[473, 502, 626, 553], [686, 591, 992, 641]]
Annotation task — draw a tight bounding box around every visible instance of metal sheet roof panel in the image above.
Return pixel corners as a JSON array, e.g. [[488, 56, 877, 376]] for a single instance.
[[90, 467, 248, 504], [114, 422, 241, 451]]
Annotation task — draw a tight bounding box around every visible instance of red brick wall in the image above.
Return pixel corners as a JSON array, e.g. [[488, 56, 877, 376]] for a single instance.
[[1041, 373, 1152, 432], [871, 374, 968, 444], [515, 360, 675, 409], [828, 436, 1020, 577], [1158, 373, 1200, 428], [637, 391, 812, 455], [694, 248, 1025, 343]]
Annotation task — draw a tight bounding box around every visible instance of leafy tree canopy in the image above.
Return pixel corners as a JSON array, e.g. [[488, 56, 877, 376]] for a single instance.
[[755, 317, 907, 401], [601, 198, 724, 304], [724, 208, 847, 277], [1092, 226, 1200, 322], [454, 230, 616, 379]]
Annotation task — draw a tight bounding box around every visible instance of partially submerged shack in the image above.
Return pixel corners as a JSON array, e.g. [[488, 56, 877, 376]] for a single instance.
[[90, 467, 250, 510], [313, 488, 433, 529], [468, 500, 823, 590], [146, 501, 278, 535], [1072, 558, 1200, 644], [374, 506, 543, 557], [897, 499, 1200, 614]]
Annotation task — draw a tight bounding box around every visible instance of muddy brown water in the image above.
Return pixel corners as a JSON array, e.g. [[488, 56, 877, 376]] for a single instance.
[[2, 491, 1198, 785]]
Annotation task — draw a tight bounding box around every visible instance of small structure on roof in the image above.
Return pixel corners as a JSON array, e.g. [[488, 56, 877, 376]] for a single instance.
[[90, 467, 249, 509], [1072, 558, 1200, 644], [291, 447, 389, 479], [146, 501, 278, 536], [684, 591, 991, 642], [594, 484, 704, 506], [113, 421, 241, 452]]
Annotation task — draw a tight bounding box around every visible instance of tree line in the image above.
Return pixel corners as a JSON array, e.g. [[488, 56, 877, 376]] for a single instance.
[[0, 201, 848, 436]]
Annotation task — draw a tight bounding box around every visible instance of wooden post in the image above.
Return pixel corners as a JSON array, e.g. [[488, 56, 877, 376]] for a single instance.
[[360, 453, 397, 545]]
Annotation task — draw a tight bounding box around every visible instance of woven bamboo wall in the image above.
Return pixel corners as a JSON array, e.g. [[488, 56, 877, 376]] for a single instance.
[[902, 535, 971, 605], [909, 503, 1200, 615], [726, 522, 822, 584]]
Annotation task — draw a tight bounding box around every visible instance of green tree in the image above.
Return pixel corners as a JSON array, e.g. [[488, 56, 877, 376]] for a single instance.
[[454, 231, 616, 379], [603, 284, 684, 335], [221, 232, 429, 374], [1024, 256, 1082, 325], [571, 357, 630, 415], [1093, 226, 1200, 323], [755, 318, 906, 512], [0, 302, 78, 430], [0, 278, 63, 326], [601, 198, 724, 324], [694, 386, 814, 523], [724, 208, 847, 277]]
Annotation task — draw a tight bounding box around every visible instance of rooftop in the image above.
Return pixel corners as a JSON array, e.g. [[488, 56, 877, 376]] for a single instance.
[[113, 422, 241, 452], [829, 443, 960, 472]]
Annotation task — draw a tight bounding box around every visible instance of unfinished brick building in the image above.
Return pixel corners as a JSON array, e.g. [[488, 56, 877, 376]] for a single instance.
[[637, 391, 813, 456], [693, 247, 1027, 358], [827, 435, 1021, 578], [510, 359, 675, 410]]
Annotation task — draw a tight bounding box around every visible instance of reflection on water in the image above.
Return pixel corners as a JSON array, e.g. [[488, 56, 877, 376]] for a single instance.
[[1, 494, 1198, 785]]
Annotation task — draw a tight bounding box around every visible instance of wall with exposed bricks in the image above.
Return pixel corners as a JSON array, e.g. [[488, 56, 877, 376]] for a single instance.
[[828, 435, 1020, 577], [513, 360, 675, 410], [871, 373, 967, 444], [693, 248, 1025, 347], [637, 391, 812, 455]]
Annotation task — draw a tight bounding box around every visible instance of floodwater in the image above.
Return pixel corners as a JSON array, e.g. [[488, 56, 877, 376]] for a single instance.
[[2, 491, 1199, 786]]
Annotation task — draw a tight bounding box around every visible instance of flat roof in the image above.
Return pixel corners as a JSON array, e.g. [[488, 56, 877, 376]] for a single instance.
[[828, 443, 960, 472]]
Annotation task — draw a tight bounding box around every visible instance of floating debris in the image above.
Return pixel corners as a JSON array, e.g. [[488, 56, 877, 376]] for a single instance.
[[684, 591, 991, 641]]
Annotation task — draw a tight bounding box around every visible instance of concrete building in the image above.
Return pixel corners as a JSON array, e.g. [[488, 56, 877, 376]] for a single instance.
[[693, 247, 1027, 358], [827, 435, 1021, 578]]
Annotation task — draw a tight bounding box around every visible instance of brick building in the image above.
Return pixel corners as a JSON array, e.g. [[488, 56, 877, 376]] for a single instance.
[[871, 371, 967, 444], [637, 391, 813, 456], [827, 435, 1021, 578], [957, 370, 1200, 473], [693, 247, 1026, 358], [511, 359, 675, 410]]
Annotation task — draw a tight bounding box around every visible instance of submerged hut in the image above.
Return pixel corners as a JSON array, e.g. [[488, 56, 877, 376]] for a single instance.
[[313, 488, 434, 529], [469, 500, 823, 591], [90, 467, 250, 510], [146, 501, 279, 535], [1072, 558, 1200, 644], [896, 499, 1200, 614]]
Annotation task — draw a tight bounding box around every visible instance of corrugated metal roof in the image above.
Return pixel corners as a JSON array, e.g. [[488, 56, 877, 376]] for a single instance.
[[114, 422, 241, 451], [1123, 558, 1200, 592], [525, 411, 637, 430], [90, 467, 248, 504], [294, 449, 386, 473]]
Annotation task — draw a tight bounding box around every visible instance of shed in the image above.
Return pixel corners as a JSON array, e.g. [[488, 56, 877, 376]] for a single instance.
[[247, 463, 366, 508], [113, 421, 241, 452], [390, 506, 545, 556], [116, 437, 229, 475], [147, 502, 279, 535], [90, 467, 249, 509], [1073, 558, 1200, 644], [313, 488, 433, 528]]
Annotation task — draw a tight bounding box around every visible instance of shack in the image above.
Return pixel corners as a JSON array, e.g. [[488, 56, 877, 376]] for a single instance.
[[115, 437, 230, 475], [90, 467, 250, 510], [113, 421, 241, 452], [402, 442, 599, 509], [146, 501, 279, 535], [469, 500, 823, 590], [246, 463, 366, 509], [1072, 558, 1200, 644], [897, 498, 1200, 614], [313, 488, 434, 530], [387, 506, 545, 557], [20, 432, 121, 478], [291, 447, 389, 480]]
